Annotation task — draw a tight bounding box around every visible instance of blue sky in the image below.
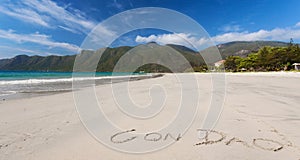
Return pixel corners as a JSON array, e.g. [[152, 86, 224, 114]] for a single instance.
[[1, 0, 300, 58]]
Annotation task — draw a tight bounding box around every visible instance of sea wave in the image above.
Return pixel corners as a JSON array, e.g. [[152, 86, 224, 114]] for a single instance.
[[0, 91, 17, 97], [0, 74, 151, 85]]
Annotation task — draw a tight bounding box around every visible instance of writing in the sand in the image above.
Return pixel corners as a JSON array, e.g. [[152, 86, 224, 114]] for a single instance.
[[110, 129, 182, 143], [110, 129, 286, 152]]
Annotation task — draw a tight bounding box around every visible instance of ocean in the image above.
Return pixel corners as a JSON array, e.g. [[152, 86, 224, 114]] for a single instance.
[[0, 71, 149, 100]]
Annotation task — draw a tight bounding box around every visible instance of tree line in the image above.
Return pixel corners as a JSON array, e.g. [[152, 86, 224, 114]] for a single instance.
[[224, 41, 300, 72]]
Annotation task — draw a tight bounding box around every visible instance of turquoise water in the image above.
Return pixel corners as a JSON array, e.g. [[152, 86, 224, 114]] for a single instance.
[[0, 71, 138, 80], [0, 71, 146, 98]]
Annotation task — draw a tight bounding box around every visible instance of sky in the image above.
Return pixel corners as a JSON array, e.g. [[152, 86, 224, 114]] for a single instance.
[[1, 0, 300, 58]]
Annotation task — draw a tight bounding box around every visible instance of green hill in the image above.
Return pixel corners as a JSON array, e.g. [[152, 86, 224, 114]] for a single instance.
[[0, 55, 75, 71], [0, 43, 204, 72], [216, 41, 289, 58]]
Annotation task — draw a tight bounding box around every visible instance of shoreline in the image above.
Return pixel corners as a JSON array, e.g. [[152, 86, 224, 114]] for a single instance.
[[0, 73, 163, 101], [2, 71, 300, 101]]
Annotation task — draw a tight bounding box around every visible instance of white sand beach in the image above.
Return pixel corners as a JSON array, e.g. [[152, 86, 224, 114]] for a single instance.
[[0, 72, 300, 160]]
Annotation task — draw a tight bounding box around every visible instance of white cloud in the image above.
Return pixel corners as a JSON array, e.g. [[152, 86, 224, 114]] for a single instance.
[[212, 28, 300, 43], [219, 24, 242, 32], [58, 25, 79, 34], [0, 29, 80, 52], [136, 26, 300, 49], [107, 0, 123, 10], [0, 5, 50, 27], [0, 0, 97, 34], [295, 22, 300, 27], [135, 33, 208, 49], [0, 46, 62, 56], [112, 0, 123, 9]]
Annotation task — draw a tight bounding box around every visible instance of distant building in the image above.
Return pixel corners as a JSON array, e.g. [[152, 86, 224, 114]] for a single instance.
[[214, 60, 226, 68], [211, 60, 226, 72], [240, 68, 247, 72], [292, 63, 300, 70]]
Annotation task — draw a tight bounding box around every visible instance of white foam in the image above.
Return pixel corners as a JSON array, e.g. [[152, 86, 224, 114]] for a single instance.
[[0, 74, 151, 85], [0, 91, 17, 97]]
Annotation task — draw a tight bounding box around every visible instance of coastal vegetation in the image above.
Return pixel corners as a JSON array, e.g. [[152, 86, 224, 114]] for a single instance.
[[224, 41, 300, 72]]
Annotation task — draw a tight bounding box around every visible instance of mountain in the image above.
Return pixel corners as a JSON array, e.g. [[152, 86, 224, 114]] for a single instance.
[[0, 55, 75, 71], [0, 43, 204, 72], [0, 41, 292, 72], [166, 44, 197, 53], [215, 41, 289, 58]]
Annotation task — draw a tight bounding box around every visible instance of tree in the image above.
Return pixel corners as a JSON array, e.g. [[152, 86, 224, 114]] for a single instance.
[[224, 56, 242, 71]]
